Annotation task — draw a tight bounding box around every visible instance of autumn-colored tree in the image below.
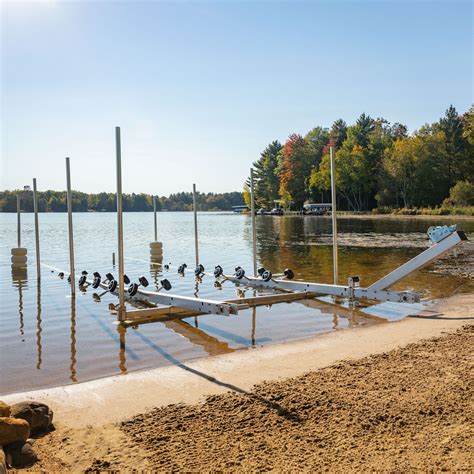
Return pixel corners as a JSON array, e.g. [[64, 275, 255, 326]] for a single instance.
[[279, 134, 313, 208]]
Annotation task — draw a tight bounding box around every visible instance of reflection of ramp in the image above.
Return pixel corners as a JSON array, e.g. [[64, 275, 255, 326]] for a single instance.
[[359, 301, 426, 321], [163, 319, 235, 356], [296, 297, 384, 324]]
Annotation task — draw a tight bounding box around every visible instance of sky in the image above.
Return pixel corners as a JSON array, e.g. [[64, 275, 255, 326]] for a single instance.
[[1, 0, 472, 195]]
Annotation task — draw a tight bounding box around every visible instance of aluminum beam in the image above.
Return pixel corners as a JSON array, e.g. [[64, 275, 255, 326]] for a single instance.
[[367, 231, 467, 291], [220, 274, 420, 304], [92, 278, 238, 316]]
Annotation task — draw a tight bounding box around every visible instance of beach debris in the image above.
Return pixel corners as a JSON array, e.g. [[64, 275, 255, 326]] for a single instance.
[[3, 440, 37, 468], [0, 402, 10, 418], [0, 417, 30, 446]]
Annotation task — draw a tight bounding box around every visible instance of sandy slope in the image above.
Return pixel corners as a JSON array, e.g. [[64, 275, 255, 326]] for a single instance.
[[4, 293, 473, 471]]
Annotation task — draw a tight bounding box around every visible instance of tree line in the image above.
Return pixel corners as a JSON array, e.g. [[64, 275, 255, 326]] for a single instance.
[[0, 190, 244, 212], [2, 106, 473, 214], [247, 106, 474, 211]]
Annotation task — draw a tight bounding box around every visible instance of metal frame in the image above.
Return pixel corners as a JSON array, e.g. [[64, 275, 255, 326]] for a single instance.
[[219, 273, 420, 303], [90, 276, 239, 316]]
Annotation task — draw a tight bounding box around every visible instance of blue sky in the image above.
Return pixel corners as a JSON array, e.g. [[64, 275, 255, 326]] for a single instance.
[[1, 0, 472, 194]]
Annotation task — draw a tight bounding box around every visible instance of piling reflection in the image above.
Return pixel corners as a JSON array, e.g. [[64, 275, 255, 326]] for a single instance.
[[164, 320, 235, 356], [117, 325, 127, 374], [36, 283, 42, 369], [70, 296, 77, 382], [251, 306, 256, 346], [11, 267, 27, 337]]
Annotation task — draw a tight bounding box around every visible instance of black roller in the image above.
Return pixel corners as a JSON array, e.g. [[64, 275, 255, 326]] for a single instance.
[[93, 272, 101, 279], [284, 268, 295, 280], [257, 267, 266, 276], [138, 276, 149, 287], [108, 279, 117, 292], [67, 275, 71, 283], [81, 270, 88, 275], [214, 265, 223, 278], [127, 282, 139, 297], [124, 274, 130, 285], [105, 272, 114, 281], [160, 279, 172, 291], [58, 272, 64, 278], [235, 267, 245, 280], [78, 275, 87, 286], [262, 270, 272, 282], [92, 276, 101, 289], [194, 264, 205, 276], [164, 264, 170, 271]]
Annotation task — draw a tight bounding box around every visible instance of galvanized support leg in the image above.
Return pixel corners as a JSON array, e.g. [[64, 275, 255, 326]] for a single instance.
[[115, 127, 125, 320], [193, 183, 199, 267], [250, 168, 257, 277], [33, 178, 41, 280], [153, 195, 158, 241], [330, 145, 338, 285], [65, 158, 75, 296], [17, 194, 21, 248]]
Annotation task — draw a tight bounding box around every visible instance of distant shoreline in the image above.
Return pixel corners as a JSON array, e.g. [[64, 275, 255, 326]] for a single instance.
[[1, 210, 474, 219]]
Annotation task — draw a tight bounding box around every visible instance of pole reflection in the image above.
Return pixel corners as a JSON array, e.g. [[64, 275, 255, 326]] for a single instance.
[[36, 280, 42, 370], [70, 295, 77, 382], [117, 324, 127, 374], [11, 267, 27, 337], [251, 306, 256, 346]]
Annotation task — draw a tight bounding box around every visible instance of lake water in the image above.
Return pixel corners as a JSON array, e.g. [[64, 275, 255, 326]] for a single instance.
[[1, 212, 473, 394]]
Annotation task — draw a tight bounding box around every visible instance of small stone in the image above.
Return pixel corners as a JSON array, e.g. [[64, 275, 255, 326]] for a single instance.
[[0, 417, 30, 446], [0, 402, 10, 418], [3, 441, 38, 468], [10, 401, 53, 434]]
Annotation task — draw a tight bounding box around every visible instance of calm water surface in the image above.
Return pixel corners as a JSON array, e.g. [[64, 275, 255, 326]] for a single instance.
[[1, 212, 473, 394]]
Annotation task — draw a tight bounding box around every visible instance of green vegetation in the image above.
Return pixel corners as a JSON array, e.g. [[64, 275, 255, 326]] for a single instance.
[[251, 105, 474, 212], [0, 190, 244, 212]]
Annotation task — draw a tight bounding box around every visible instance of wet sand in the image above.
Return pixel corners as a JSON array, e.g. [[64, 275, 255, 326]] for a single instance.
[[3, 293, 473, 471]]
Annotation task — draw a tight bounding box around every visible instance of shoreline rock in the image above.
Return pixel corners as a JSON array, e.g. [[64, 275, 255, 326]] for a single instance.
[[0, 417, 30, 446], [10, 401, 53, 435]]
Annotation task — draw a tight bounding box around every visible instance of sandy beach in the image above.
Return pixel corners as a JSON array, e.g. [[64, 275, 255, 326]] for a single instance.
[[2, 293, 473, 471]]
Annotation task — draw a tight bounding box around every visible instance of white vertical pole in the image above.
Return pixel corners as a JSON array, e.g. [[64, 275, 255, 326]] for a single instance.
[[65, 158, 75, 296], [116, 127, 125, 321], [153, 195, 157, 242], [33, 178, 41, 280], [192, 183, 199, 267], [16, 194, 21, 248], [330, 146, 338, 285], [250, 168, 257, 277]]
